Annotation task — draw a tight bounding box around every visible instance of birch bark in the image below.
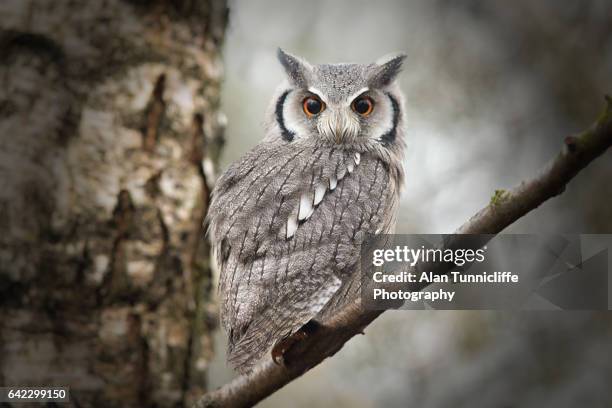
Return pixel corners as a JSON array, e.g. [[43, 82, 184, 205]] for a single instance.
[[0, 1, 228, 406]]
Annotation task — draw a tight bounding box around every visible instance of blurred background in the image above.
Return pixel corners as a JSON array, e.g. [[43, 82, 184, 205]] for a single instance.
[[211, 0, 612, 407], [1, 0, 611, 406]]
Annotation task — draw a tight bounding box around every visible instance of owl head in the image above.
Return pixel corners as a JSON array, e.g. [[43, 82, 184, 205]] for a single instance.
[[266, 49, 407, 159]]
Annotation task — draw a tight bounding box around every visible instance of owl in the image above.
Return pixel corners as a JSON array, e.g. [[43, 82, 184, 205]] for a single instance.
[[208, 49, 406, 373]]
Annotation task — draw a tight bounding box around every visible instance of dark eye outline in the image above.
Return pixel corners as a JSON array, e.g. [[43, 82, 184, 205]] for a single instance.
[[302, 95, 325, 117], [351, 95, 375, 116]]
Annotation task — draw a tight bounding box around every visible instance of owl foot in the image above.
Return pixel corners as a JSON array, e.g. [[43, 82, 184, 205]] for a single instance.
[[271, 320, 320, 366]]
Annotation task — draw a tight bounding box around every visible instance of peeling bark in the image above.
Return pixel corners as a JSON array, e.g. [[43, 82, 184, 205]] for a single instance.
[[0, 1, 228, 406]]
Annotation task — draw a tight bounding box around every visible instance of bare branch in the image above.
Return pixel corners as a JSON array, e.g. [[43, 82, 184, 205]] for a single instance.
[[195, 96, 612, 408]]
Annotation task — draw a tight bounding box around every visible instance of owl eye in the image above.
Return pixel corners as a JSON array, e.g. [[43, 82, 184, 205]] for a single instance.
[[302, 96, 325, 117], [352, 96, 374, 116]]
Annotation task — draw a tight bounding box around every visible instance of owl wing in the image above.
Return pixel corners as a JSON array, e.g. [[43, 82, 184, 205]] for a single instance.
[[208, 141, 399, 372]]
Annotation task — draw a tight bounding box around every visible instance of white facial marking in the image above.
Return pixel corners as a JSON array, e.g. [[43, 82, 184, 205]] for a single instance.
[[283, 92, 302, 137], [354, 152, 361, 165], [374, 94, 396, 141], [347, 162, 354, 174], [314, 182, 326, 205], [346, 87, 369, 106], [307, 87, 328, 104]]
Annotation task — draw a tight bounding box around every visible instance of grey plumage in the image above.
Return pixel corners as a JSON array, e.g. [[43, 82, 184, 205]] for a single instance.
[[208, 49, 407, 372]]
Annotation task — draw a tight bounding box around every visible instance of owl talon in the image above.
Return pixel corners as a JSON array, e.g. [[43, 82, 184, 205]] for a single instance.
[[271, 325, 313, 366], [271, 340, 289, 365]]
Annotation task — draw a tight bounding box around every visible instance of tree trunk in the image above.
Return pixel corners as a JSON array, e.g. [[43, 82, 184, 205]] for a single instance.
[[0, 1, 228, 406]]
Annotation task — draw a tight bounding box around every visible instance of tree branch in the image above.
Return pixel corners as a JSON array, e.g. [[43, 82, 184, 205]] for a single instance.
[[195, 96, 612, 408]]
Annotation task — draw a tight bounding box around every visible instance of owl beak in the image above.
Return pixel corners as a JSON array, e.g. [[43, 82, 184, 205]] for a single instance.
[[334, 126, 343, 144], [333, 111, 360, 144], [318, 109, 360, 144]]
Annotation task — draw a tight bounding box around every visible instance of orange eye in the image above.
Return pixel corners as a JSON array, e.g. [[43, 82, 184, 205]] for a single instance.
[[352, 96, 374, 116], [303, 96, 325, 117]]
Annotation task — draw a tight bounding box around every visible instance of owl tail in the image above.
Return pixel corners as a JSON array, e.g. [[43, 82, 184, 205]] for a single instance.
[[226, 307, 298, 373], [227, 284, 342, 372]]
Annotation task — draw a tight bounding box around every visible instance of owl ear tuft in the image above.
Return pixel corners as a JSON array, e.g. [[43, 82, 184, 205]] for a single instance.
[[369, 53, 406, 88], [277, 48, 311, 88]]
